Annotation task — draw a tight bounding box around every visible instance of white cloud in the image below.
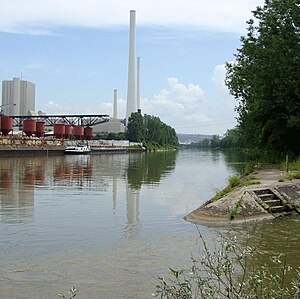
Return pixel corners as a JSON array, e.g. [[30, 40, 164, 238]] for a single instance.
[[96, 98, 126, 119], [43, 100, 65, 114], [141, 77, 208, 132], [141, 73, 237, 135], [212, 63, 237, 111], [0, 0, 264, 34]]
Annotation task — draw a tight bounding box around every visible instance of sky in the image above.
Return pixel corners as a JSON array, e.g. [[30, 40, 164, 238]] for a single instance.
[[0, 0, 265, 135]]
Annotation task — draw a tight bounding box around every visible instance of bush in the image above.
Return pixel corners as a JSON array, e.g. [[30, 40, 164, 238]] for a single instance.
[[154, 229, 300, 298]]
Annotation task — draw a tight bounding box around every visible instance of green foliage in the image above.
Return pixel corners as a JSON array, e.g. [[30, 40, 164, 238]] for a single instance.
[[188, 128, 242, 149], [93, 132, 108, 140], [288, 157, 300, 171], [229, 201, 242, 220], [212, 165, 260, 202], [93, 132, 126, 140], [126, 112, 145, 142], [154, 231, 300, 298], [212, 175, 241, 202], [243, 162, 258, 176], [107, 132, 126, 140], [229, 175, 241, 188], [126, 112, 179, 149], [225, 0, 300, 155], [58, 286, 78, 298]]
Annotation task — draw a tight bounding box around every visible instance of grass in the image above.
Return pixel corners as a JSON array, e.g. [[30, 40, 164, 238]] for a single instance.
[[279, 156, 300, 181], [212, 170, 260, 202]]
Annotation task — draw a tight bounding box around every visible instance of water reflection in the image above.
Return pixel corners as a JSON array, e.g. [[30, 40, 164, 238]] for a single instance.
[[126, 151, 177, 189], [0, 150, 298, 298], [125, 184, 140, 238], [0, 158, 43, 224], [53, 155, 93, 188]]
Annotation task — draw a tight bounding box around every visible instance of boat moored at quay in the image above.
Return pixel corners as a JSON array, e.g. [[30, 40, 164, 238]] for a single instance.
[[64, 143, 91, 154]]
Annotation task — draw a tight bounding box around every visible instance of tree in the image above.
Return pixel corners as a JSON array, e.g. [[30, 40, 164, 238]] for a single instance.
[[226, 0, 300, 154], [125, 112, 179, 149], [126, 112, 145, 142], [221, 128, 242, 148]]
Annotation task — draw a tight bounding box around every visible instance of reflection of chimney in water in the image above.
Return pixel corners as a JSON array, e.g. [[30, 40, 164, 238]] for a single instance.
[[126, 184, 140, 228], [113, 176, 117, 210]]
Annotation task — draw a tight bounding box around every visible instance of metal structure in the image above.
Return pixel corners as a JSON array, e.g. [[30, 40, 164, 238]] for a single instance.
[[11, 114, 109, 127]]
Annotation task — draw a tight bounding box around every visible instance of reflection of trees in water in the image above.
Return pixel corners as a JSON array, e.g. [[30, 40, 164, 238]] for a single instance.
[[219, 149, 246, 174], [127, 151, 178, 189]]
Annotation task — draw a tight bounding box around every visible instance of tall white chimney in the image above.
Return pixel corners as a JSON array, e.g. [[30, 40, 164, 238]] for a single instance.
[[126, 10, 137, 123], [137, 56, 141, 111], [113, 89, 118, 119]]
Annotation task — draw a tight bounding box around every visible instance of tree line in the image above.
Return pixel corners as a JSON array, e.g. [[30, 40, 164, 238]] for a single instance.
[[126, 112, 179, 150], [224, 0, 300, 156]]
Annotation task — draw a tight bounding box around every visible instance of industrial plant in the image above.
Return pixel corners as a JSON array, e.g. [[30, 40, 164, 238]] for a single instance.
[[0, 10, 143, 155]]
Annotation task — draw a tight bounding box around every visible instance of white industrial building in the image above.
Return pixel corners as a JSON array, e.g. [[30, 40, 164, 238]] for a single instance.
[[2, 77, 35, 116], [93, 89, 125, 134]]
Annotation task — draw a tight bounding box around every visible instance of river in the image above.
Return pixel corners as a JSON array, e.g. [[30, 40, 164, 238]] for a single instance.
[[0, 149, 299, 298]]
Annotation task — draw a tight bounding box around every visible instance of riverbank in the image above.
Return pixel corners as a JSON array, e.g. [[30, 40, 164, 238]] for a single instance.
[[184, 165, 300, 225], [0, 137, 146, 157]]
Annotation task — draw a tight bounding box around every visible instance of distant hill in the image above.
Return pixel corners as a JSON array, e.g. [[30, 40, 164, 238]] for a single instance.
[[177, 134, 213, 144]]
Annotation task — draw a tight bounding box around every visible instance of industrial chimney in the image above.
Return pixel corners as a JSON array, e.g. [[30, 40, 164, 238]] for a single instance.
[[137, 56, 141, 112], [113, 89, 118, 119], [126, 10, 137, 123]]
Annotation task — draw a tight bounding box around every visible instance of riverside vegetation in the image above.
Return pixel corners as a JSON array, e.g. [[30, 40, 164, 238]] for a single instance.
[[126, 112, 179, 151]]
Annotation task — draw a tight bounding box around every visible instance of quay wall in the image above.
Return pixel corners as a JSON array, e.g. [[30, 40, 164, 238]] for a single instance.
[[0, 137, 65, 157]]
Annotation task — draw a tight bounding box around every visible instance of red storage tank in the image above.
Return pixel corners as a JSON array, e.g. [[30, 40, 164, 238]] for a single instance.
[[84, 127, 93, 140], [73, 125, 84, 140], [64, 124, 73, 139], [54, 124, 65, 139], [1, 116, 13, 136], [23, 119, 37, 137], [0, 116, 2, 132], [36, 121, 45, 137]]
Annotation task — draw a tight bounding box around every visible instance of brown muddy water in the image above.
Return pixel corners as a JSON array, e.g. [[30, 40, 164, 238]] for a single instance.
[[0, 149, 299, 298]]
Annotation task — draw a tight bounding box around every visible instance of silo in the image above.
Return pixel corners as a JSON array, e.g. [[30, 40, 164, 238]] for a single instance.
[[36, 121, 45, 137], [1, 116, 13, 136], [23, 119, 37, 137], [84, 127, 93, 140], [54, 124, 65, 139], [73, 125, 84, 140], [64, 124, 73, 139]]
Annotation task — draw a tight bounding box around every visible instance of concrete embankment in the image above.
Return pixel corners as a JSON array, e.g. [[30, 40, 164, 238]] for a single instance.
[[0, 145, 65, 157], [184, 166, 300, 225]]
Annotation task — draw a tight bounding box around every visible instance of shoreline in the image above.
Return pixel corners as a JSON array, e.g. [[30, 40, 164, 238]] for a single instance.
[[0, 145, 145, 157], [184, 166, 300, 225]]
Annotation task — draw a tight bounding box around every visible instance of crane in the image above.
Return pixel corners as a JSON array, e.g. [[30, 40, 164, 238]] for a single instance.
[[0, 103, 16, 116]]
